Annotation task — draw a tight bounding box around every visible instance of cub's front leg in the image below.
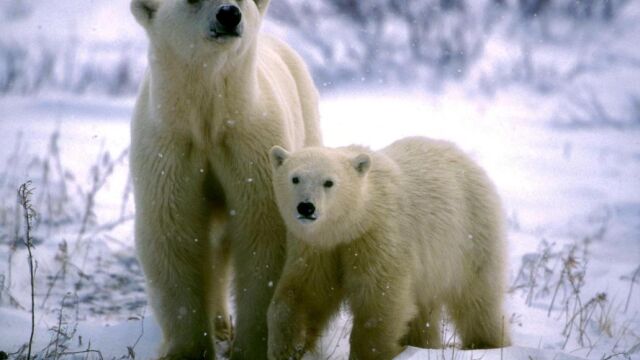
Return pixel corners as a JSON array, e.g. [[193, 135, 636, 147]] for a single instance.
[[267, 290, 307, 360], [267, 241, 342, 360]]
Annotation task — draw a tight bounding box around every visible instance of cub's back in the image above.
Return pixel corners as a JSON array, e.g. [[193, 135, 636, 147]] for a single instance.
[[381, 136, 475, 209], [379, 137, 499, 285]]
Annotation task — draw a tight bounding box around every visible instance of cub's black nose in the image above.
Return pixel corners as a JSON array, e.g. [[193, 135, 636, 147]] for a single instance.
[[216, 5, 242, 29], [297, 202, 316, 218]]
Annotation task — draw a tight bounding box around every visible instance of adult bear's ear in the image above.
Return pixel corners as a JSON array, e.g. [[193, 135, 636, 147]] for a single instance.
[[351, 154, 371, 175], [254, 0, 271, 13], [131, 0, 159, 27], [270, 146, 289, 170]]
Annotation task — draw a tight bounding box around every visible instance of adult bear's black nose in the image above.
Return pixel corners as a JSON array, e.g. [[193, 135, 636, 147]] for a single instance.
[[297, 202, 316, 218], [216, 5, 242, 29]]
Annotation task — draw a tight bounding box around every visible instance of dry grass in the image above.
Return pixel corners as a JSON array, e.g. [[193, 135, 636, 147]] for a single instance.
[[510, 226, 639, 358], [1, 129, 639, 359], [0, 131, 142, 359]]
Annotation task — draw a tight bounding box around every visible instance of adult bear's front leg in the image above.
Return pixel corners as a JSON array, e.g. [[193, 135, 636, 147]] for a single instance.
[[132, 138, 218, 359], [229, 206, 287, 360]]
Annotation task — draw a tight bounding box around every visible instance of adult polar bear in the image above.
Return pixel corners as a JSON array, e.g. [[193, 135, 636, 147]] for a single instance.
[[129, 0, 321, 358]]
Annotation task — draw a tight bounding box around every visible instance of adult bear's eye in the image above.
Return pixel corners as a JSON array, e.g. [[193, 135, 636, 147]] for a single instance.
[[292, 177, 299, 184], [324, 180, 334, 188]]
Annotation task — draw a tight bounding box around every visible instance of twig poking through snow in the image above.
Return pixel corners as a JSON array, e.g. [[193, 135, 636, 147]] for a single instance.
[[127, 308, 146, 359], [18, 181, 37, 360], [623, 265, 640, 313]]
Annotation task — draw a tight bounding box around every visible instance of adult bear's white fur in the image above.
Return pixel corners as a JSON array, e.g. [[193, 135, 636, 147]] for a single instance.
[[129, 0, 321, 358], [268, 137, 509, 359]]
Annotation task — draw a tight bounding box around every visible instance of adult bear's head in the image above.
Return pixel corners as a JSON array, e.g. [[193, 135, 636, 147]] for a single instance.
[[131, 0, 269, 65]]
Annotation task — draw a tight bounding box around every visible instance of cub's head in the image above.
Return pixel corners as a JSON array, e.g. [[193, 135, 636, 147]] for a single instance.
[[269, 146, 372, 249], [131, 0, 269, 63]]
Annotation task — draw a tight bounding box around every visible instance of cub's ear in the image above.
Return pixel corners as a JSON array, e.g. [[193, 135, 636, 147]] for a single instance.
[[351, 154, 371, 175], [270, 146, 290, 170], [131, 0, 159, 27]]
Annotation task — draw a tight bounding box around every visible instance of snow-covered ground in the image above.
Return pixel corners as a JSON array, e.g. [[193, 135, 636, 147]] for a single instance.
[[1, 1, 640, 359], [0, 84, 638, 359]]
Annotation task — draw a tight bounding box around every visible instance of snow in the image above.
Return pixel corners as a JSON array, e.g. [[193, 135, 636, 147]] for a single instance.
[[0, 307, 159, 360], [397, 346, 585, 360], [1, 1, 640, 359], [1, 87, 639, 358]]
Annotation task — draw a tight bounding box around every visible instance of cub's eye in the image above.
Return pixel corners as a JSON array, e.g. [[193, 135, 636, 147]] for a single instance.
[[324, 180, 334, 188], [292, 177, 300, 185], [187, 0, 200, 4]]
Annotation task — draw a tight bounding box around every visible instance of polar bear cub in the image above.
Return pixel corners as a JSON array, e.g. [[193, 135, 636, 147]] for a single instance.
[[267, 137, 510, 360]]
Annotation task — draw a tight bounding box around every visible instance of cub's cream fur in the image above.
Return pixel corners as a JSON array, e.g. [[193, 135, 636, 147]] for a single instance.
[[268, 137, 510, 360], [129, 0, 321, 358]]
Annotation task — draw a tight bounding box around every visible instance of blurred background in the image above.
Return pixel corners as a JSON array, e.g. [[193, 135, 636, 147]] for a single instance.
[[0, 1, 639, 359], [0, 0, 638, 99]]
